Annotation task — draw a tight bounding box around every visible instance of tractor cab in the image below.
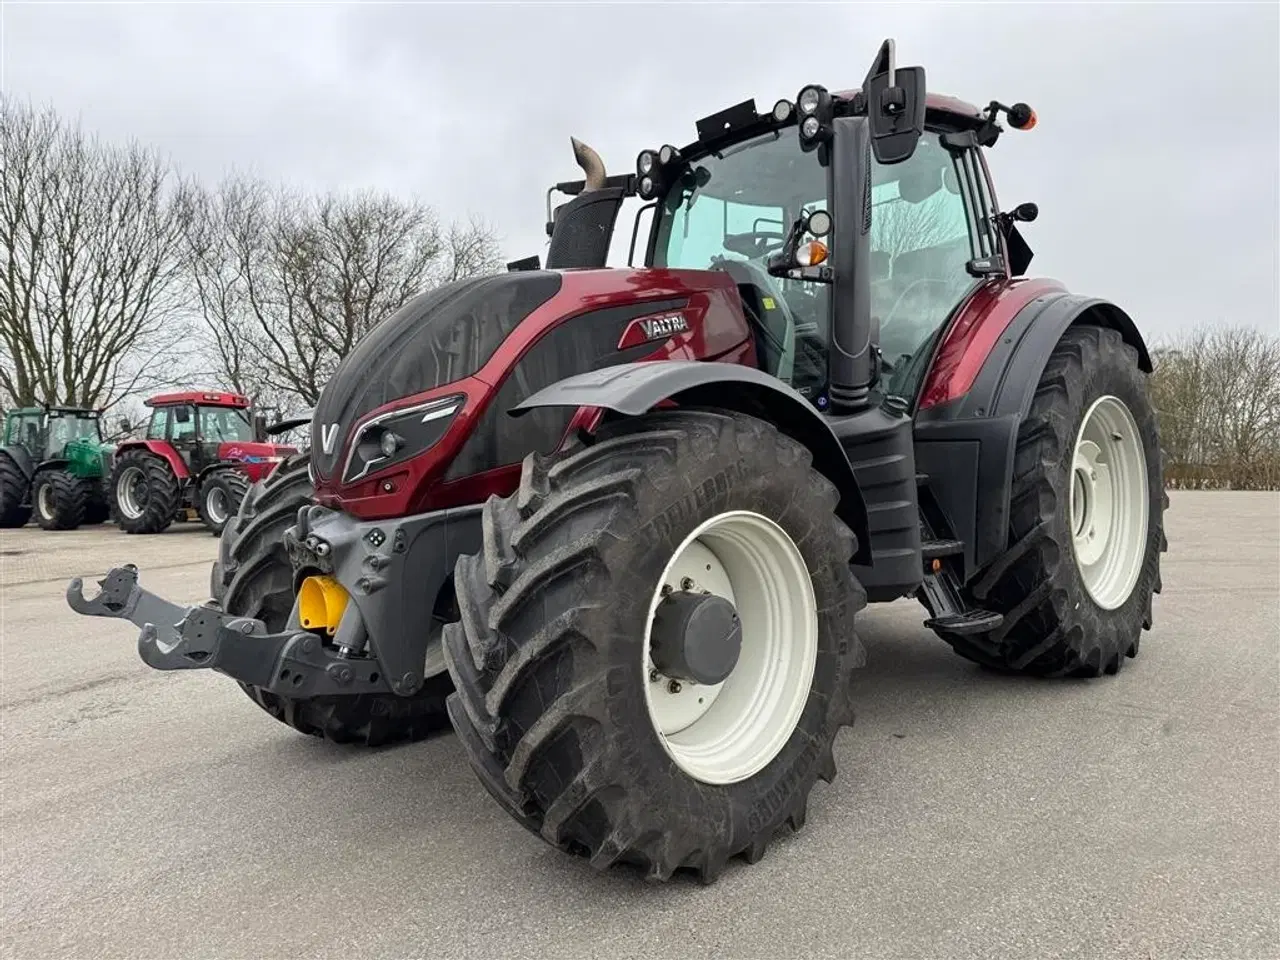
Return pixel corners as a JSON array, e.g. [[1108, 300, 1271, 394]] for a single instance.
[[541, 39, 1039, 417], [3, 406, 105, 462]]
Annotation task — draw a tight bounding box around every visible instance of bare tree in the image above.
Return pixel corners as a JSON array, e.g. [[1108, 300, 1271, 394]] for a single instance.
[[0, 95, 193, 411], [182, 173, 502, 408], [872, 191, 965, 262], [1152, 325, 1280, 489]]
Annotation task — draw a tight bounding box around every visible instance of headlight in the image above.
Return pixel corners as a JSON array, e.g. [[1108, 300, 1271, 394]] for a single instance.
[[342, 394, 464, 485], [798, 87, 821, 115]]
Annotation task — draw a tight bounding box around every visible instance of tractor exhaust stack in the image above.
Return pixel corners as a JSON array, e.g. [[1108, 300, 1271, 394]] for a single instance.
[[570, 136, 607, 192]]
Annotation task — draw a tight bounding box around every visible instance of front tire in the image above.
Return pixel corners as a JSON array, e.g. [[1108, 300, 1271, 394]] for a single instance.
[[445, 409, 866, 883], [215, 454, 453, 746], [110, 450, 180, 534], [0, 452, 32, 528], [931, 324, 1168, 677], [196, 468, 250, 536], [32, 471, 89, 531]]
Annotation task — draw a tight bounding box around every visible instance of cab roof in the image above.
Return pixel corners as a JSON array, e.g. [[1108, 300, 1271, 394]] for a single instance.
[[830, 90, 985, 130], [145, 391, 251, 409]]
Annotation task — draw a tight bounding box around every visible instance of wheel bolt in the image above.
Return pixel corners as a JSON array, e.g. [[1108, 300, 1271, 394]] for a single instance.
[[680, 577, 694, 590], [660, 584, 672, 597], [649, 669, 659, 682], [668, 679, 682, 694]]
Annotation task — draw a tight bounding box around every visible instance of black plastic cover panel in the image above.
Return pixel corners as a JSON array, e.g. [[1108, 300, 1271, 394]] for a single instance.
[[310, 272, 562, 480]]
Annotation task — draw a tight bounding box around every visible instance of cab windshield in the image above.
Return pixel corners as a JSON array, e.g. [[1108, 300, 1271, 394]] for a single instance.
[[198, 406, 255, 443], [47, 413, 101, 451], [648, 125, 982, 407], [650, 130, 830, 400]]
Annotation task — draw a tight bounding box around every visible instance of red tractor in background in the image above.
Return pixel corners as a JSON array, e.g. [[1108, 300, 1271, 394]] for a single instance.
[[72, 40, 1168, 884], [109, 391, 297, 535]]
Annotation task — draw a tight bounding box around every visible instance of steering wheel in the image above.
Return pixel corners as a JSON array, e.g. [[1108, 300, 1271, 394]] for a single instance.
[[722, 230, 786, 260]]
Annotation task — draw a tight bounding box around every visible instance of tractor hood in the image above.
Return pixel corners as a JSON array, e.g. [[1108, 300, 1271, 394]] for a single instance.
[[308, 266, 748, 488], [309, 272, 562, 482]]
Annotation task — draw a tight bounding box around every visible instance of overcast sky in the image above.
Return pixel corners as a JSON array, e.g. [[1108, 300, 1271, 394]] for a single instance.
[[3, 2, 1277, 343]]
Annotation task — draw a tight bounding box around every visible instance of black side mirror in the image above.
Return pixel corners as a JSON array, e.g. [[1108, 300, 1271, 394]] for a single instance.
[[1011, 201, 1039, 223], [174, 406, 191, 424], [119, 418, 132, 434], [252, 413, 268, 441], [862, 39, 926, 165]]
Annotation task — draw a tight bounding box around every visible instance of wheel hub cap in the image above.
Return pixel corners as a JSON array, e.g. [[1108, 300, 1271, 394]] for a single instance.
[[650, 590, 742, 686]]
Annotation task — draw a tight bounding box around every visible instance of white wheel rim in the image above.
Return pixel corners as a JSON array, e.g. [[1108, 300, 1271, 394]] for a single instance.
[[116, 466, 145, 520], [642, 510, 818, 785], [206, 487, 228, 525], [37, 482, 54, 519], [1069, 395, 1149, 610]]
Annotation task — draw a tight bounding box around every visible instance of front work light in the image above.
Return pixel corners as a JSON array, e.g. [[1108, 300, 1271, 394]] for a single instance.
[[637, 150, 656, 175], [796, 84, 833, 152]]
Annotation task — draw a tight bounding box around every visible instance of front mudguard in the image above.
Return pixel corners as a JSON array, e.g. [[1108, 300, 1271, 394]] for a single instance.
[[66, 565, 388, 697]]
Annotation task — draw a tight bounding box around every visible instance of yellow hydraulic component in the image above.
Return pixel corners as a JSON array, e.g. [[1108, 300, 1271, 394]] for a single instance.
[[297, 575, 350, 636]]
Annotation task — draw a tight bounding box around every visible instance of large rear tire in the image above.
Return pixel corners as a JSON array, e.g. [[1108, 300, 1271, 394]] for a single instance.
[[32, 471, 89, 531], [110, 450, 180, 534], [196, 468, 250, 536], [931, 324, 1168, 676], [0, 452, 32, 528], [445, 409, 866, 883], [215, 454, 453, 746]]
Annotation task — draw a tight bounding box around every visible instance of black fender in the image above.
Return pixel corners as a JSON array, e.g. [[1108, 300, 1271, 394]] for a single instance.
[[266, 413, 312, 437], [914, 292, 1153, 578], [982, 293, 1151, 422], [0, 444, 35, 482], [32, 458, 70, 476], [511, 361, 872, 565]]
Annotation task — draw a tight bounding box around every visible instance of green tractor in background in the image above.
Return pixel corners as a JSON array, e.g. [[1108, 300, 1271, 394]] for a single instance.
[[0, 406, 114, 530]]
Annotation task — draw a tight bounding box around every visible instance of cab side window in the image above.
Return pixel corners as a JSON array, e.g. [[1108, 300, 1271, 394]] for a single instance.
[[171, 406, 197, 442], [146, 409, 170, 440]]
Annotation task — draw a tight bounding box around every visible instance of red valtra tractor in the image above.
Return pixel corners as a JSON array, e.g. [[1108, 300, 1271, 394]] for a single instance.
[[70, 40, 1167, 883], [109, 391, 297, 535]]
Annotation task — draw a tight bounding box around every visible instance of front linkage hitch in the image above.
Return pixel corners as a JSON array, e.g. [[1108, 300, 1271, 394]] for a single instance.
[[66, 565, 392, 697]]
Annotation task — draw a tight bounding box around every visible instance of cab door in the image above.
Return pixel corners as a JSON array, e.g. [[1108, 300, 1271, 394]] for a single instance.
[[166, 404, 202, 473]]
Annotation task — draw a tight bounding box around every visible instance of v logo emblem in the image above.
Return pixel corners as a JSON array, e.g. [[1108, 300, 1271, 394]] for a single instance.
[[320, 423, 340, 455]]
